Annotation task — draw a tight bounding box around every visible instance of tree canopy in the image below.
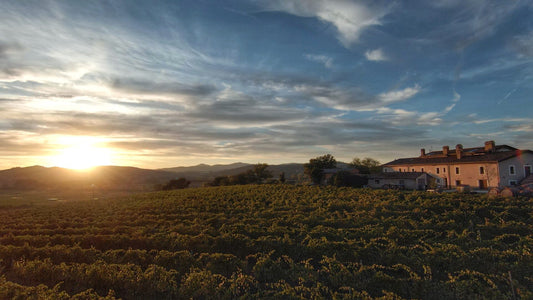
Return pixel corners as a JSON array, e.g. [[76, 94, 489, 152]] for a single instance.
[[208, 163, 273, 186], [250, 163, 273, 184], [350, 157, 381, 174], [162, 178, 191, 190], [304, 154, 337, 184]]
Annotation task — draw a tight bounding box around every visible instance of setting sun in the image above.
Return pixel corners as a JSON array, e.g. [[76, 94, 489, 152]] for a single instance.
[[52, 140, 113, 170]]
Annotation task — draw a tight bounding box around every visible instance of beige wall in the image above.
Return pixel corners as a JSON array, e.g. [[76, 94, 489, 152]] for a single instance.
[[385, 162, 499, 189], [368, 178, 419, 189], [446, 163, 499, 189]]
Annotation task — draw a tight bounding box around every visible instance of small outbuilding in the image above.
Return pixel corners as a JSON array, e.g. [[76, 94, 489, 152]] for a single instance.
[[321, 168, 359, 185], [368, 172, 440, 190]]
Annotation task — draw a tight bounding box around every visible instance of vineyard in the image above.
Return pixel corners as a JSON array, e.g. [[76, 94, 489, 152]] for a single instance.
[[0, 185, 532, 299]]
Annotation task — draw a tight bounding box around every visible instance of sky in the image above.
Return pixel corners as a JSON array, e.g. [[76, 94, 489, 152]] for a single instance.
[[1, 0, 532, 169]]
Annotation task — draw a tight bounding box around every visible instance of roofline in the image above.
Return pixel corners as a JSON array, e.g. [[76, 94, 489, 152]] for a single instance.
[[424, 144, 517, 155], [384, 149, 533, 166], [497, 150, 533, 162], [384, 160, 501, 166]]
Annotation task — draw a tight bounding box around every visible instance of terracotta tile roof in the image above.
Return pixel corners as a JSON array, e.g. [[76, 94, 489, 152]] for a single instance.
[[369, 172, 426, 179], [385, 149, 532, 166], [425, 145, 516, 156]]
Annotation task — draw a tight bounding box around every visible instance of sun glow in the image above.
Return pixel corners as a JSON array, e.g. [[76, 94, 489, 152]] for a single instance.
[[52, 140, 113, 170]]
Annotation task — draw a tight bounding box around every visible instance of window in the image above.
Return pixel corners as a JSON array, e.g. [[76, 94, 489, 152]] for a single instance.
[[509, 180, 517, 186], [399, 180, 405, 185], [421, 168, 424, 172], [443, 168, 446, 173], [412, 168, 415, 172], [479, 166, 484, 174], [455, 180, 462, 186], [436, 167, 440, 174], [455, 167, 460, 174], [375, 180, 380, 184], [509, 165, 516, 175]]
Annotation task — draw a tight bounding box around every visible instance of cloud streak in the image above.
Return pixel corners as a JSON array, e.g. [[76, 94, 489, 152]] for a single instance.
[[365, 48, 387, 61], [305, 54, 333, 68]]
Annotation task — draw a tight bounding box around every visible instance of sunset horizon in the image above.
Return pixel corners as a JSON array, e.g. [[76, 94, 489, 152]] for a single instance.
[[1, 2, 533, 297]]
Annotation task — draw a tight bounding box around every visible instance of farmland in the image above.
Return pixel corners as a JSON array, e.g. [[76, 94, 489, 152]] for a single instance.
[[0, 185, 532, 299]]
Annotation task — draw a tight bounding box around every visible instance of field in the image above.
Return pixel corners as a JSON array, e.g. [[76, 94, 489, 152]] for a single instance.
[[0, 185, 532, 299]]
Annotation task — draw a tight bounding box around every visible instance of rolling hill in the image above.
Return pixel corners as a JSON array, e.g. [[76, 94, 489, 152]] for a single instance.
[[0, 163, 309, 190], [0, 162, 357, 190], [0, 166, 178, 191]]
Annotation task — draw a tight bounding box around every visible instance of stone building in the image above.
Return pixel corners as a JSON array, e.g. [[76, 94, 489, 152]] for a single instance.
[[380, 141, 532, 190]]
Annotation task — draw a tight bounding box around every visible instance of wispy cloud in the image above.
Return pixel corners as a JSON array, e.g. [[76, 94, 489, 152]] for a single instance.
[[373, 88, 464, 127], [293, 83, 420, 112], [505, 123, 533, 132], [443, 90, 461, 113], [304, 54, 333, 68], [365, 48, 387, 61], [377, 85, 420, 103], [110, 77, 218, 97], [511, 31, 533, 57], [473, 118, 531, 125], [258, 0, 391, 47], [428, 0, 520, 50]]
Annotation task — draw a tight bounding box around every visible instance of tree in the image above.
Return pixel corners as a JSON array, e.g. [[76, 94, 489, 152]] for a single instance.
[[209, 176, 230, 186], [207, 163, 272, 186], [162, 178, 191, 190], [229, 172, 254, 185], [249, 163, 273, 184], [350, 157, 381, 174], [304, 154, 337, 184]]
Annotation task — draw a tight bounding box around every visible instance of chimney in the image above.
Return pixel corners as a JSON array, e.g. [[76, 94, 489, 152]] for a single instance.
[[420, 148, 426, 157], [484, 140, 495, 153], [456, 144, 463, 159], [443, 146, 449, 156]]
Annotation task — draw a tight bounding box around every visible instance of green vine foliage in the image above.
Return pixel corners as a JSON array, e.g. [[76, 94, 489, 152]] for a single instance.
[[0, 185, 531, 299]]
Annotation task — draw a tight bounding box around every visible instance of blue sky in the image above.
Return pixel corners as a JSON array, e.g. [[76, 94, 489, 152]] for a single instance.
[[1, 0, 532, 169]]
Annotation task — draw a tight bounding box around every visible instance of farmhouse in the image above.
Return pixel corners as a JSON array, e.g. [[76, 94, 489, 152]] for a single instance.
[[379, 141, 533, 190]]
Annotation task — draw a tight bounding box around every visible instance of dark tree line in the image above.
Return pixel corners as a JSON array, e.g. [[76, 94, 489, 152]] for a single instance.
[[349, 157, 381, 174], [162, 178, 191, 190], [208, 164, 273, 186], [304, 154, 381, 186]]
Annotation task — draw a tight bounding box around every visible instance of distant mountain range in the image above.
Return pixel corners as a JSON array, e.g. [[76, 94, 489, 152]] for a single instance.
[[0, 162, 316, 190]]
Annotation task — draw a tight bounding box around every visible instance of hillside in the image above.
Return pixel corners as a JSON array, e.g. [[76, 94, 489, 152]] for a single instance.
[[0, 162, 357, 190], [161, 162, 304, 180], [0, 165, 178, 190], [0, 185, 531, 298], [162, 162, 352, 184], [160, 162, 251, 174]]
